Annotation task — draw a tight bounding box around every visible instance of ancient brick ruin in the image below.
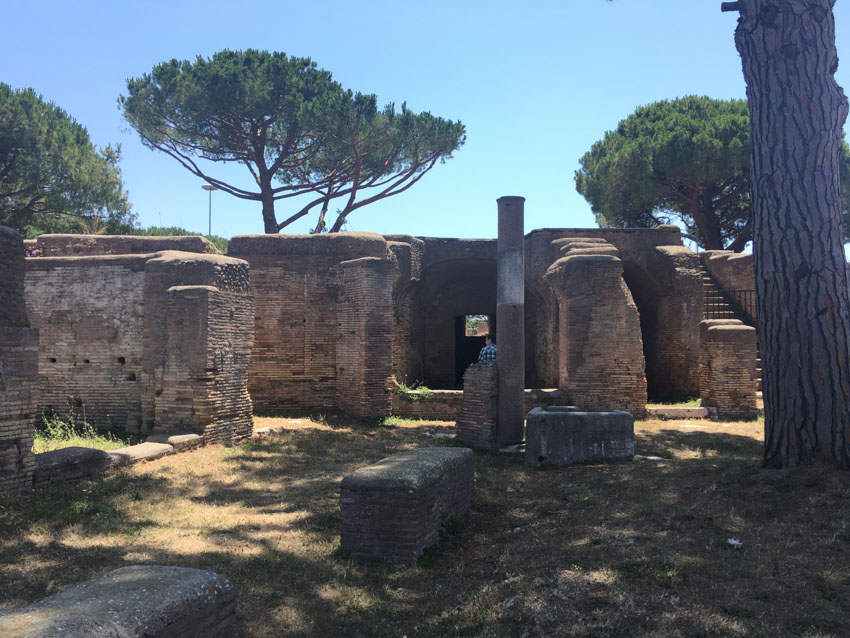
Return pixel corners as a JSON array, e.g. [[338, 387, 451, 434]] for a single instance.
[[22, 234, 254, 444], [0, 220, 763, 493], [230, 224, 704, 418]]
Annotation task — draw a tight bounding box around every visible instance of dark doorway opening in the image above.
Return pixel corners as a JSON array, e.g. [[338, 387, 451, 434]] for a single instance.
[[455, 315, 490, 386]]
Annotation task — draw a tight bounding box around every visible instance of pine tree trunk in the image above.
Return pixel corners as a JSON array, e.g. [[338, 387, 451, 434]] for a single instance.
[[733, 0, 850, 468], [261, 192, 278, 234]]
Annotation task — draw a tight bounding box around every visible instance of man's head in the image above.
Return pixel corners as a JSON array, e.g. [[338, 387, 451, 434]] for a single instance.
[[485, 333, 495, 345]]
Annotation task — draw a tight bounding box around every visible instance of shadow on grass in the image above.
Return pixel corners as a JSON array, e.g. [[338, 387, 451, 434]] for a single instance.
[[2, 420, 850, 637]]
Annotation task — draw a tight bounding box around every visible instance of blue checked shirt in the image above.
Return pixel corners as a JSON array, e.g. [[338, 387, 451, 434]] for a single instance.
[[479, 344, 497, 362]]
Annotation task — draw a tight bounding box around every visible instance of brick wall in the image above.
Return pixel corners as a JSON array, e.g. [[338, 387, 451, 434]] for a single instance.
[[336, 257, 394, 417], [645, 246, 703, 399], [545, 242, 647, 418], [0, 226, 38, 493], [456, 363, 499, 448], [388, 238, 426, 385], [25, 255, 148, 430], [228, 233, 389, 413], [25, 247, 253, 442], [141, 252, 253, 442], [699, 320, 758, 419]]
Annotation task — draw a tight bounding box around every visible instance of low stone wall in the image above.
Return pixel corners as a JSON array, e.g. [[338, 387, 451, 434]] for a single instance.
[[391, 388, 464, 421], [0, 226, 38, 493], [340, 447, 474, 562], [699, 320, 758, 419], [0, 565, 236, 637], [456, 363, 499, 448]]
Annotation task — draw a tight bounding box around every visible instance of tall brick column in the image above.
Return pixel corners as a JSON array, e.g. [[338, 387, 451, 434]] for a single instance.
[[336, 257, 394, 417], [545, 242, 647, 417], [0, 226, 38, 493], [496, 196, 525, 444]]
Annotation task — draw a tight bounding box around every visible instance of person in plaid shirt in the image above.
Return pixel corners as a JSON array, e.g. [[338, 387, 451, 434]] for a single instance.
[[478, 333, 497, 362]]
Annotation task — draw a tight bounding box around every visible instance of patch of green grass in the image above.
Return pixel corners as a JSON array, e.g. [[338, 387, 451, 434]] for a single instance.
[[32, 411, 142, 454], [647, 396, 702, 407]]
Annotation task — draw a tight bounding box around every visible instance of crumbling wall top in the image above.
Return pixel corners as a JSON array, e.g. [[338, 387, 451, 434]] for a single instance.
[[26, 234, 214, 257], [228, 232, 388, 258]]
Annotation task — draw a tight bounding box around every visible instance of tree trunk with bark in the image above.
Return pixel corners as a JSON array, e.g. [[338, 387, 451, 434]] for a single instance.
[[731, 0, 850, 467]]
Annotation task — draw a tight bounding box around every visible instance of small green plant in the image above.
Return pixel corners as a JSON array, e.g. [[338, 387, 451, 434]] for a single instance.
[[396, 379, 432, 402], [33, 401, 140, 453]]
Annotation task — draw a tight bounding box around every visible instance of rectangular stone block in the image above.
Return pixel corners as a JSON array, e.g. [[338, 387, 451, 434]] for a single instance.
[[0, 565, 235, 638], [525, 407, 634, 466], [340, 447, 474, 562]]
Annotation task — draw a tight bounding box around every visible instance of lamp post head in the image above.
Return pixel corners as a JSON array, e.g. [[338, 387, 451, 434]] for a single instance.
[[201, 184, 219, 191]]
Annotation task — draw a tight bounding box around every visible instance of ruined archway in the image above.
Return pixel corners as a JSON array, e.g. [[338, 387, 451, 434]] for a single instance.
[[416, 258, 496, 389]]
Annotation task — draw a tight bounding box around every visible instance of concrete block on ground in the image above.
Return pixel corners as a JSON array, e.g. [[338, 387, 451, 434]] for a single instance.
[[525, 407, 634, 466], [0, 565, 236, 638], [340, 447, 474, 562]]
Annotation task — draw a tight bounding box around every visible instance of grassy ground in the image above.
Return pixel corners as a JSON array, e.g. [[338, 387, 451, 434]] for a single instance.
[[2, 415, 849, 637], [32, 413, 144, 453]]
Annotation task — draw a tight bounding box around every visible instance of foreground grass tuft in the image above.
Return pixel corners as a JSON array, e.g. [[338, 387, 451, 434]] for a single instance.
[[33, 412, 143, 453], [3, 416, 849, 637]]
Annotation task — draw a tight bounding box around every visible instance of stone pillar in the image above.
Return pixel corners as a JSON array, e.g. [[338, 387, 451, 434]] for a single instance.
[[496, 196, 525, 445], [700, 320, 758, 420], [456, 362, 499, 449], [699, 319, 744, 401]]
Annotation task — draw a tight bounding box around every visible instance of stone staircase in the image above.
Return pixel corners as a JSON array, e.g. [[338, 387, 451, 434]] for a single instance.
[[700, 265, 762, 391]]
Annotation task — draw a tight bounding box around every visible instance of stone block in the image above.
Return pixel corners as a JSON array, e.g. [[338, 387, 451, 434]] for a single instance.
[[33, 446, 113, 486], [108, 442, 173, 466], [340, 447, 474, 562], [0, 565, 236, 638], [525, 407, 634, 466]]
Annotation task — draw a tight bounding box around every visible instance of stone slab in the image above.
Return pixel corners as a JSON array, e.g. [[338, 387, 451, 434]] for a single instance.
[[108, 442, 173, 466], [0, 565, 236, 638], [146, 432, 202, 451], [525, 407, 634, 466]]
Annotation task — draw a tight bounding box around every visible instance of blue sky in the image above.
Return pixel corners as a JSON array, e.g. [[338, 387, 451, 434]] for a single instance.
[[3, 1, 849, 240]]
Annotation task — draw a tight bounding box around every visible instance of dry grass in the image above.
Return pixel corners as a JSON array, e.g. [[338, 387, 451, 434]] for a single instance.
[[2, 415, 850, 637]]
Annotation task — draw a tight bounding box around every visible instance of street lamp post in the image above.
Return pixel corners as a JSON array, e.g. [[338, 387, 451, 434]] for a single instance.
[[201, 184, 219, 236]]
